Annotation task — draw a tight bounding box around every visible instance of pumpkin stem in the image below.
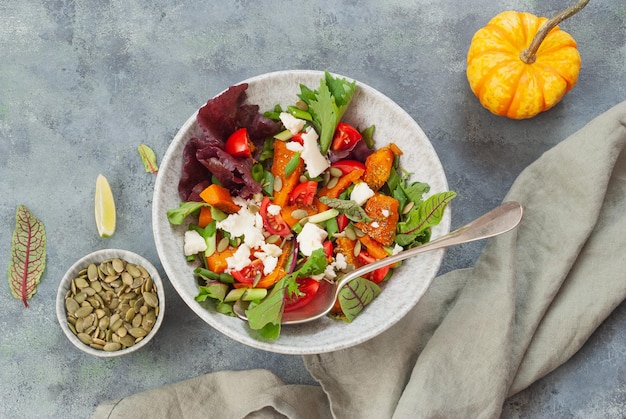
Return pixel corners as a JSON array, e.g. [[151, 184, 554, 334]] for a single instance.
[[520, 0, 590, 64]]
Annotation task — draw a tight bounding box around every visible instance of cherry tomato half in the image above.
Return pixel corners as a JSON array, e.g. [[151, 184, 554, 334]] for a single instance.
[[260, 196, 291, 237], [289, 181, 318, 206], [336, 214, 349, 232], [331, 122, 362, 151], [323, 240, 334, 261], [225, 127, 254, 158], [330, 159, 366, 175], [231, 258, 265, 285], [357, 251, 392, 283], [290, 132, 305, 145], [283, 278, 320, 313]]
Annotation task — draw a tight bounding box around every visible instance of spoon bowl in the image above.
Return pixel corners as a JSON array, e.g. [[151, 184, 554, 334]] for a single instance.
[[234, 201, 523, 325]]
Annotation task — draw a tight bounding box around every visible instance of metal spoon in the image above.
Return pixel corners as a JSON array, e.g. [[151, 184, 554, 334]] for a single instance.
[[234, 201, 523, 325]]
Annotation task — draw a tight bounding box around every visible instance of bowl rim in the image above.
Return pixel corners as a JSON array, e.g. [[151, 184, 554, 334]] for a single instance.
[[55, 248, 165, 358], [152, 69, 451, 354]]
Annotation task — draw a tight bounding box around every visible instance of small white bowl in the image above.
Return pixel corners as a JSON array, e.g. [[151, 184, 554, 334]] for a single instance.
[[56, 249, 165, 358]]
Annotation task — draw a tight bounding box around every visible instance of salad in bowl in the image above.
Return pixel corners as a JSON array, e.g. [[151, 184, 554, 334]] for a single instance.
[[153, 70, 453, 353]]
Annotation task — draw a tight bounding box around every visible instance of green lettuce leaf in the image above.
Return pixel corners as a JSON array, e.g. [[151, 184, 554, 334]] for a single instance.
[[298, 71, 356, 155], [196, 282, 235, 316], [246, 248, 328, 339], [196, 282, 229, 303], [167, 201, 207, 225], [215, 301, 235, 316], [402, 181, 430, 204]]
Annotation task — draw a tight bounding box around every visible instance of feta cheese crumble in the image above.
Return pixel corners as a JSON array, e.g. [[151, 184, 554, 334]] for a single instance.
[[267, 203, 281, 216], [300, 127, 330, 177], [217, 201, 284, 274], [296, 222, 328, 256], [279, 112, 306, 134], [217, 206, 265, 249], [226, 244, 252, 271], [333, 252, 348, 270], [286, 141, 304, 152], [261, 256, 278, 275], [253, 243, 284, 275], [323, 252, 348, 280], [350, 182, 375, 206], [183, 230, 207, 256]]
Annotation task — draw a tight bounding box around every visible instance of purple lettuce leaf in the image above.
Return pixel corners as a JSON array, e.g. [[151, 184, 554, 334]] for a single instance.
[[178, 83, 279, 201], [197, 83, 248, 141], [328, 138, 374, 163]]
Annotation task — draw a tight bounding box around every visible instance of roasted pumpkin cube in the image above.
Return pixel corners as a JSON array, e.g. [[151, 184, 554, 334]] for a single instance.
[[363, 144, 401, 191], [355, 193, 399, 247]]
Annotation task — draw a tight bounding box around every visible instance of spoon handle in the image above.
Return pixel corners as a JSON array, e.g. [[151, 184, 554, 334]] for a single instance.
[[335, 201, 524, 290]]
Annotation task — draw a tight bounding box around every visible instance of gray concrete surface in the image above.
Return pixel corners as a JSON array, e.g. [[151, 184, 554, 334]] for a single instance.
[[1, 1, 624, 417]]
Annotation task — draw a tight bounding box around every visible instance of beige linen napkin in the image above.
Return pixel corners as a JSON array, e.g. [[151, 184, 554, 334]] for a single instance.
[[93, 100, 626, 419]]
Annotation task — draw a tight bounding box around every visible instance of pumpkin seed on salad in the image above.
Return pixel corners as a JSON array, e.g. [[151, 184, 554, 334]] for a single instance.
[[167, 71, 456, 340]]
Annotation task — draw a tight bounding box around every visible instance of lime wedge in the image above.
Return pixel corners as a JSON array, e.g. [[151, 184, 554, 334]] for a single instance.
[[94, 174, 116, 237]]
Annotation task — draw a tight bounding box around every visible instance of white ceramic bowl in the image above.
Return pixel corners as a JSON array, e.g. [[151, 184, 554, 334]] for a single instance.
[[152, 70, 450, 354], [56, 249, 165, 358]]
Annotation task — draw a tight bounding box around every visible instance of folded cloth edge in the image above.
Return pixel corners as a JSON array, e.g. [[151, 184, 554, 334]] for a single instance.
[[306, 100, 626, 419]]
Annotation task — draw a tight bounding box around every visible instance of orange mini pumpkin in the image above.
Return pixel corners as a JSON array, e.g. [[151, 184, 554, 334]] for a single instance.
[[466, 0, 588, 119]]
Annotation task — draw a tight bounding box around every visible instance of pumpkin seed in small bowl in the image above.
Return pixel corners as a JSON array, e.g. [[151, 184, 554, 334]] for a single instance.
[[56, 249, 165, 358]]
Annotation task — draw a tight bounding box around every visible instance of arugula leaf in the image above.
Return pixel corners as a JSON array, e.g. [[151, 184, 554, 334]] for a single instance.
[[167, 201, 207, 225], [337, 277, 381, 322], [395, 229, 431, 247], [319, 197, 371, 223], [386, 165, 402, 195], [392, 187, 408, 212], [298, 71, 356, 155], [387, 166, 430, 211], [289, 248, 329, 278], [402, 181, 430, 204], [246, 248, 328, 339]]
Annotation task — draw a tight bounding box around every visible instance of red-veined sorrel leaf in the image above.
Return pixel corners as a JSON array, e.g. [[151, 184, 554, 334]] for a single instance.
[[398, 191, 457, 236], [8, 205, 47, 307], [415, 191, 456, 232], [138, 144, 158, 174], [338, 277, 381, 322]]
